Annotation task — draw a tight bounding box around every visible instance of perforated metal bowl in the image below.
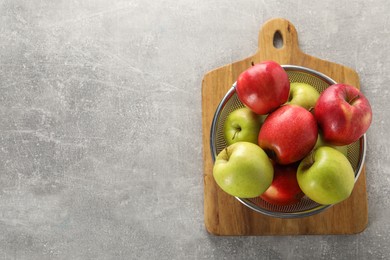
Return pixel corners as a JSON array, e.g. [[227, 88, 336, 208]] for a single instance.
[[210, 65, 366, 218]]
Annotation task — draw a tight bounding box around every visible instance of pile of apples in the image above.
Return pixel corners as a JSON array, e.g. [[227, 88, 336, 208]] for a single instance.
[[213, 61, 372, 206]]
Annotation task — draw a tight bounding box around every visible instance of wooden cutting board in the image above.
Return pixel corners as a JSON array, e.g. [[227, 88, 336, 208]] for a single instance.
[[201, 18, 368, 236]]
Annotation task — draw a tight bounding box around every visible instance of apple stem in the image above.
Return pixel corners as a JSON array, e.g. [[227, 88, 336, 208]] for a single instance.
[[348, 94, 360, 104], [300, 150, 316, 172], [309, 150, 315, 167], [232, 129, 240, 140], [224, 147, 230, 159], [308, 107, 314, 113], [251, 61, 255, 66], [309, 150, 315, 165]]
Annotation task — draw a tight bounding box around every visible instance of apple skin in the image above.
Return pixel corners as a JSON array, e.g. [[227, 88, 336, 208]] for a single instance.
[[286, 82, 320, 110], [314, 133, 348, 157], [213, 142, 274, 198], [297, 146, 355, 205], [236, 60, 290, 115], [258, 104, 318, 165], [223, 107, 265, 145], [314, 84, 372, 146], [260, 163, 304, 206]]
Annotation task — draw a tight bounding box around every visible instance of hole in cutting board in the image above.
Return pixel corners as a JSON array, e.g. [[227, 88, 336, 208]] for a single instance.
[[273, 30, 283, 49]]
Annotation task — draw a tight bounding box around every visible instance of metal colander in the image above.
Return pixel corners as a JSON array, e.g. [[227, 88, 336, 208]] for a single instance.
[[210, 65, 366, 218]]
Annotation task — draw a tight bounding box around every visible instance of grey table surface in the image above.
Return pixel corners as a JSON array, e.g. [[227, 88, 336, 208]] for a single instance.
[[1, 0, 389, 259]]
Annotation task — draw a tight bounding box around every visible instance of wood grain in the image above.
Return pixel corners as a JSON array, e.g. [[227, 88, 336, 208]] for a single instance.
[[201, 18, 368, 236]]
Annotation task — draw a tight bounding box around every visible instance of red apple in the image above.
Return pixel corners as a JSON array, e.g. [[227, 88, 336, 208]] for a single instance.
[[258, 104, 318, 164], [314, 84, 372, 145], [260, 163, 304, 206], [236, 60, 290, 115]]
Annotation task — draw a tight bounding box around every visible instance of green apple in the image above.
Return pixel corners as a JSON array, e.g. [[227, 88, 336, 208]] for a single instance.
[[213, 142, 273, 198], [314, 133, 348, 157], [286, 82, 320, 110], [297, 146, 355, 205], [223, 107, 265, 145]]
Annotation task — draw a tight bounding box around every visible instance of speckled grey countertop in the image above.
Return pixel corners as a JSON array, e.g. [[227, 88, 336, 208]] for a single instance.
[[1, 0, 389, 259]]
